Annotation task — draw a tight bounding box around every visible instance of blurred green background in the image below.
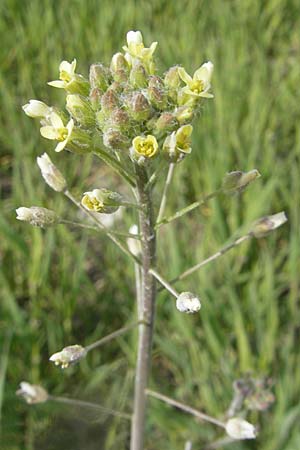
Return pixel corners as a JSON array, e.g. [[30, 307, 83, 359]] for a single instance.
[[0, 0, 299, 449]]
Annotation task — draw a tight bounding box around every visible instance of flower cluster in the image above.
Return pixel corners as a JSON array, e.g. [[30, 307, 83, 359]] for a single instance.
[[23, 30, 213, 164]]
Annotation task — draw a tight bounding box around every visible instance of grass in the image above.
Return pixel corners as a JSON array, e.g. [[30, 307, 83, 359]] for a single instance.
[[0, 0, 299, 449]]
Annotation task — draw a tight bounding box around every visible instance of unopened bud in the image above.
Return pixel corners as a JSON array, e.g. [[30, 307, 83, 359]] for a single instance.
[[82, 188, 123, 214], [16, 207, 59, 227], [16, 382, 48, 404], [111, 52, 129, 73], [154, 112, 178, 134], [176, 292, 201, 314], [174, 105, 194, 123], [89, 87, 102, 110], [66, 94, 95, 128], [49, 344, 87, 369], [222, 169, 261, 194], [225, 418, 257, 440], [37, 153, 67, 192], [164, 66, 181, 90], [101, 89, 119, 114], [148, 76, 167, 109], [89, 63, 111, 92], [22, 100, 52, 119], [129, 61, 148, 88], [103, 128, 129, 150], [250, 212, 287, 238], [110, 108, 130, 132], [128, 92, 152, 121]]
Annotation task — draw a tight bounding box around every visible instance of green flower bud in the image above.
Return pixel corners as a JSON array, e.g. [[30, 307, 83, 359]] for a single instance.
[[37, 153, 67, 192], [127, 92, 152, 121], [81, 188, 123, 214], [129, 61, 148, 89], [16, 207, 59, 227], [66, 94, 95, 128], [147, 76, 167, 109], [250, 212, 287, 238], [176, 292, 201, 314], [49, 345, 87, 369], [89, 88, 102, 110], [110, 52, 129, 83], [110, 108, 130, 132], [103, 128, 129, 150], [174, 105, 194, 123], [89, 63, 111, 92], [164, 66, 181, 90], [222, 170, 261, 194], [101, 89, 119, 114], [154, 112, 178, 134]]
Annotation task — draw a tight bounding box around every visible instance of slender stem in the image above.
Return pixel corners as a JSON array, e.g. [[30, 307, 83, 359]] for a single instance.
[[60, 219, 142, 240], [93, 147, 136, 187], [49, 395, 131, 420], [130, 165, 156, 450], [145, 159, 166, 191], [149, 268, 179, 298], [155, 189, 221, 229], [146, 390, 225, 429], [86, 321, 143, 352], [156, 163, 175, 224], [169, 234, 251, 285], [64, 190, 141, 265]]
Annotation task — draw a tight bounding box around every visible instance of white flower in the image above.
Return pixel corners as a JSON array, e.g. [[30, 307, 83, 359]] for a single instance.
[[176, 292, 201, 314], [37, 153, 67, 192], [251, 211, 288, 238], [16, 381, 48, 404], [22, 100, 52, 118], [123, 30, 157, 73], [48, 59, 77, 89], [178, 61, 214, 100], [127, 224, 141, 256], [16, 206, 59, 227], [40, 112, 74, 152], [225, 418, 257, 440], [49, 345, 87, 369]]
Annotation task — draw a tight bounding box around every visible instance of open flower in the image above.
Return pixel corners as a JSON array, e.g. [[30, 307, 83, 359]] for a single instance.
[[22, 100, 52, 119], [123, 30, 157, 73], [49, 345, 87, 369], [48, 59, 89, 95], [178, 62, 214, 103], [163, 125, 193, 162], [130, 135, 158, 165], [16, 382, 48, 404], [225, 418, 257, 440], [81, 188, 122, 214], [40, 112, 74, 152]]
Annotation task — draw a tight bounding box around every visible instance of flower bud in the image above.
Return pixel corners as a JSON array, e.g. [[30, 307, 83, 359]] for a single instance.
[[66, 94, 95, 128], [111, 52, 129, 73], [176, 292, 201, 314], [129, 61, 148, 88], [103, 128, 129, 150], [81, 188, 123, 214], [101, 89, 119, 114], [16, 207, 59, 227], [222, 169, 261, 194], [89, 63, 111, 92], [127, 224, 141, 256], [154, 112, 178, 134], [22, 100, 52, 119], [130, 135, 158, 165], [174, 105, 194, 123], [164, 66, 181, 90], [110, 108, 130, 132], [163, 124, 193, 163], [37, 153, 67, 192], [250, 212, 287, 238], [225, 418, 257, 440], [49, 344, 87, 369], [148, 76, 167, 109], [89, 88, 102, 110], [128, 92, 152, 121], [16, 382, 48, 404]]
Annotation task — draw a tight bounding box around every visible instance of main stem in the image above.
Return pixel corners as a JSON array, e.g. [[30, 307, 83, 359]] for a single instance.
[[130, 165, 156, 450]]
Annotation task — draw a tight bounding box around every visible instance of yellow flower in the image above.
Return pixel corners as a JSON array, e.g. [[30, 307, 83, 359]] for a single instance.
[[123, 30, 157, 74], [40, 112, 74, 152], [81, 188, 122, 214], [163, 125, 193, 162], [178, 61, 214, 102], [48, 59, 77, 89], [133, 135, 158, 157]]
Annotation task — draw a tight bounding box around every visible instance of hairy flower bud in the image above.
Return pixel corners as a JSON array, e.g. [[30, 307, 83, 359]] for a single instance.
[[66, 94, 95, 128], [154, 112, 178, 134], [164, 66, 181, 90], [103, 127, 129, 150], [49, 345, 87, 369], [148, 76, 167, 110], [37, 153, 67, 192], [101, 89, 119, 114], [174, 105, 194, 123], [176, 292, 201, 314], [128, 92, 152, 121], [225, 418, 257, 440], [89, 63, 111, 92], [89, 87, 102, 110], [250, 212, 287, 238], [110, 108, 130, 132], [22, 100, 52, 119], [82, 188, 123, 214], [222, 170, 261, 194], [16, 207, 59, 227], [16, 382, 48, 404], [129, 61, 148, 88]]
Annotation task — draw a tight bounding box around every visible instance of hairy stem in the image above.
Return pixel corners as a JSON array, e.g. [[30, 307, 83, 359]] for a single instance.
[[130, 166, 156, 450]]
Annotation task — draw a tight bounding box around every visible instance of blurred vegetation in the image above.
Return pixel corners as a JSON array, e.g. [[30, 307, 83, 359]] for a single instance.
[[0, 0, 299, 449]]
